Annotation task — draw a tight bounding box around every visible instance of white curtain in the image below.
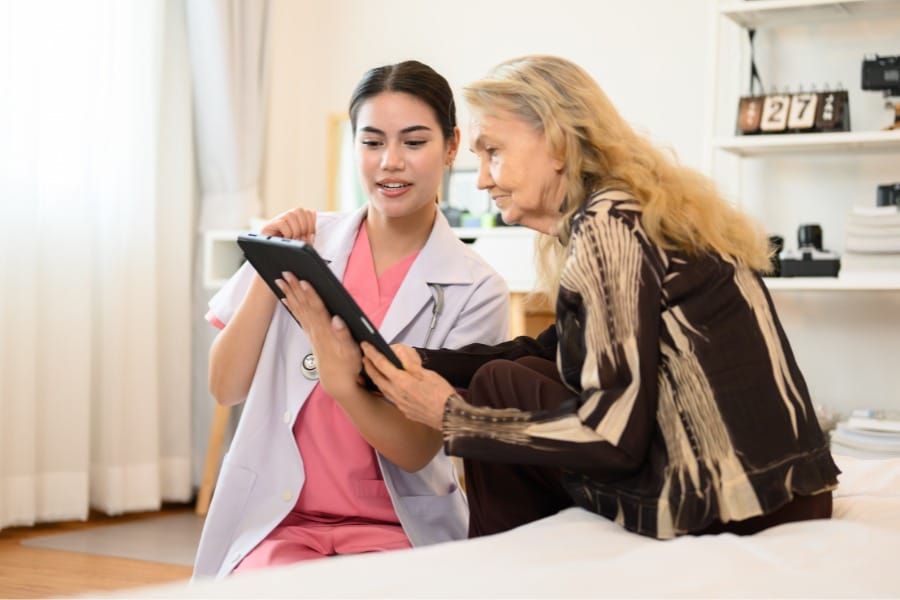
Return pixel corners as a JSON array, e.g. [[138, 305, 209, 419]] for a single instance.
[[0, 0, 194, 528], [185, 0, 270, 232], [184, 0, 271, 488]]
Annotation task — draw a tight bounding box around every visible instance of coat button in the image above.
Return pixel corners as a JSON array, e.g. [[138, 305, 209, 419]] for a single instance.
[[283, 410, 291, 424], [282, 490, 293, 502]]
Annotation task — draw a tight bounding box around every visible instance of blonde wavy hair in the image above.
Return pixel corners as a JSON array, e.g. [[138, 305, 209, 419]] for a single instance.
[[463, 55, 772, 300]]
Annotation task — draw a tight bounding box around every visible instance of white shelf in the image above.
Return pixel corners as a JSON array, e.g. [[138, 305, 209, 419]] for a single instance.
[[764, 274, 900, 290], [451, 226, 535, 240], [203, 230, 246, 290], [454, 227, 538, 293], [713, 129, 900, 156], [719, 0, 900, 29]]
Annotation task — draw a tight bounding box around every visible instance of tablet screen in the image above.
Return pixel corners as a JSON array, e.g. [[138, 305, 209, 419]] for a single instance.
[[236, 232, 402, 370]]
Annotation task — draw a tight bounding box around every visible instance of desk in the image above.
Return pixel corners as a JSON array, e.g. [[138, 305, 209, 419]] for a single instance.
[[509, 292, 555, 338], [452, 226, 554, 338]]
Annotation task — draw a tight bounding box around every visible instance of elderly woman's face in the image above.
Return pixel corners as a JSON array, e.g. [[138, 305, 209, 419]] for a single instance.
[[469, 109, 566, 235]]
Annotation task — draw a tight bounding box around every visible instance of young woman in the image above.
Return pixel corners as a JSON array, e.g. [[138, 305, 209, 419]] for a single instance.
[[192, 61, 509, 578], [316, 55, 840, 540]]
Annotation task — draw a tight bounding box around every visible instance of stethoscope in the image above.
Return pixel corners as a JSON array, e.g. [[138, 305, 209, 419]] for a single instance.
[[300, 283, 445, 380]]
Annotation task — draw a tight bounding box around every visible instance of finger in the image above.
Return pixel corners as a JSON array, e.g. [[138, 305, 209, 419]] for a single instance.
[[276, 274, 304, 308], [260, 216, 286, 238], [281, 211, 300, 240], [299, 210, 317, 245], [360, 348, 396, 384], [362, 355, 395, 396], [275, 283, 306, 329], [284, 273, 330, 318], [331, 316, 360, 352], [276, 274, 317, 325], [274, 278, 297, 308], [393, 345, 422, 371], [286, 208, 316, 243], [361, 343, 418, 394], [282, 275, 341, 341], [360, 342, 403, 377]]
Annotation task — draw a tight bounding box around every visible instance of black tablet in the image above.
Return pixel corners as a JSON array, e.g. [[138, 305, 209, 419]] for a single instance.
[[237, 232, 403, 370]]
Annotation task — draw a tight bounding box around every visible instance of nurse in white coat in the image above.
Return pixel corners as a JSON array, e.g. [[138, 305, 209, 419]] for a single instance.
[[193, 61, 510, 578]]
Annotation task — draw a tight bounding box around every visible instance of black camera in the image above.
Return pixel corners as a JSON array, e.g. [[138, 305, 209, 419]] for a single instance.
[[877, 182, 900, 207], [779, 224, 841, 277], [862, 54, 900, 96]]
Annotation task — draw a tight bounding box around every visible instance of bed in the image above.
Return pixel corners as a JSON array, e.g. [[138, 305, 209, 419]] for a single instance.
[[119, 453, 900, 598]]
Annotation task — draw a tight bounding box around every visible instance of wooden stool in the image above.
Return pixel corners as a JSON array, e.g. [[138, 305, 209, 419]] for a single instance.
[[195, 403, 232, 516], [509, 292, 554, 338]]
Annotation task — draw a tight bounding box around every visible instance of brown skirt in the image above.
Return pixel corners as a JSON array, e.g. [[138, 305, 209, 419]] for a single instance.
[[461, 355, 833, 538], [695, 490, 832, 536]]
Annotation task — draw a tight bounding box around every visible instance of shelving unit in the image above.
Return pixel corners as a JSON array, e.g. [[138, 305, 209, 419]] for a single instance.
[[708, 0, 900, 292], [765, 274, 900, 290], [719, 0, 900, 29], [707, 0, 900, 414], [714, 129, 900, 156]]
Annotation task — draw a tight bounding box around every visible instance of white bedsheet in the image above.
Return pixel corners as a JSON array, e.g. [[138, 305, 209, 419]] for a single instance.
[[117, 454, 900, 598]]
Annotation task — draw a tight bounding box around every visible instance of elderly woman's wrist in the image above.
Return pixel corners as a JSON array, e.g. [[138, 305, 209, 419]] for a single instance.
[[414, 347, 429, 366], [441, 392, 464, 429]]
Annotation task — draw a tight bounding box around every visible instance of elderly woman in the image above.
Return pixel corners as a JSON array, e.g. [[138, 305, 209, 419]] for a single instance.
[[280, 55, 839, 540]]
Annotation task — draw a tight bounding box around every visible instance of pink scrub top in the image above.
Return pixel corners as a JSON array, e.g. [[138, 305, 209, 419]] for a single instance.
[[235, 223, 420, 570]]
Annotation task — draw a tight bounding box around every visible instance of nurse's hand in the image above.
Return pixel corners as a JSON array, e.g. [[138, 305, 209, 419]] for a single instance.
[[361, 342, 455, 431], [261, 207, 317, 245], [276, 272, 362, 399]]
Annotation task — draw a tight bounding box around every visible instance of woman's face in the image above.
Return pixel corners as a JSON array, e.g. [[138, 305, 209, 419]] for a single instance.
[[355, 91, 458, 221], [469, 109, 566, 235]]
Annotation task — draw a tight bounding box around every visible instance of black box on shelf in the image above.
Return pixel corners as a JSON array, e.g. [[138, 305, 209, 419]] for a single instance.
[[780, 249, 841, 277], [779, 224, 841, 277]]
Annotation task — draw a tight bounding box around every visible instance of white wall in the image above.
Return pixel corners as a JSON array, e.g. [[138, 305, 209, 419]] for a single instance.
[[262, 0, 712, 215], [248, 0, 899, 424]]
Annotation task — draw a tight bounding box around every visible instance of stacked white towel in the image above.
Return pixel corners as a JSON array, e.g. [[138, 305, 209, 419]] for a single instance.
[[831, 409, 900, 459], [842, 206, 900, 274]]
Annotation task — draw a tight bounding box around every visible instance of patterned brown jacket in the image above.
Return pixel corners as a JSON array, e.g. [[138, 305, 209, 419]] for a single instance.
[[423, 190, 839, 538]]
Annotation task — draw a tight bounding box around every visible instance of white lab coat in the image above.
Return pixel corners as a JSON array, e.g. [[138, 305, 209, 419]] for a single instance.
[[193, 206, 510, 578]]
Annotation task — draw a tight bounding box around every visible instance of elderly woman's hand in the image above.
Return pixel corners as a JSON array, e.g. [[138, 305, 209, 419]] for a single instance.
[[361, 342, 456, 431]]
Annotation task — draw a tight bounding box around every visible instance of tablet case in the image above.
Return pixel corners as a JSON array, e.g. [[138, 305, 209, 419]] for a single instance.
[[236, 232, 403, 370]]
